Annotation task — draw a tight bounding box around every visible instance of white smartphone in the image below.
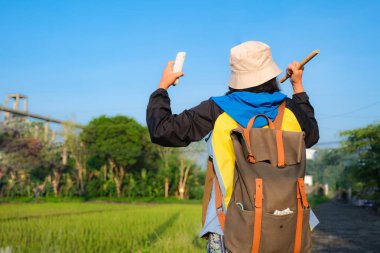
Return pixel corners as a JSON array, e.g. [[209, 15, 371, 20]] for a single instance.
[[172, 52, 186, 85]]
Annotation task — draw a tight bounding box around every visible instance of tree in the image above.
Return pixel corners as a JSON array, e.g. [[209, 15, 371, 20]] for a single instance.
[[340, 123, 380, 193], [306, 148, 350, 194], [39, 142, 65, 197], [0, 124, 64, 197], [63, 122, 88, 194], [80, 115, 145, 197], [156, 146, 176, 198], [0, 117, 207, 200], [176, 142, 206, 199]]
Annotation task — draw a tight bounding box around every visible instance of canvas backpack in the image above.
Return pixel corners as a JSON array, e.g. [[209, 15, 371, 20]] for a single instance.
[[212, 102, 312, 253]]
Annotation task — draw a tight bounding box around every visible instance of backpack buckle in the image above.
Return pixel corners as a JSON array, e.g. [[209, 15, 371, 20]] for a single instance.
[[247, 154, 256, 163]]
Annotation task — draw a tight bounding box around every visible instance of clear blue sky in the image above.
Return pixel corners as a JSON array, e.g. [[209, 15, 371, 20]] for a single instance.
[[0, 0, 379, 147]]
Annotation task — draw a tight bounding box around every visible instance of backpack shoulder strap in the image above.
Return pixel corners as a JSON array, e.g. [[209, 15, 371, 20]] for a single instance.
[[202, 158, 216, 227], [203, 158, 226, 231], [273, 100, 286, 167], [274, 100, 286, 130]]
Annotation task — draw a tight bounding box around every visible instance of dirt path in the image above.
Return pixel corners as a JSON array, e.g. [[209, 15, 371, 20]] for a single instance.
[[312, 201, 380, 253]]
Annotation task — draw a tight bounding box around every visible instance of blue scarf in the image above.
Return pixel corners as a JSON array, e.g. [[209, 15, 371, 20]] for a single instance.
[[211, 91, 287, 128]]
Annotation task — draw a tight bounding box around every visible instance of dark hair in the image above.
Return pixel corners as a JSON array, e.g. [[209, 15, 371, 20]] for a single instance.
[[226, 77, 280, 95]]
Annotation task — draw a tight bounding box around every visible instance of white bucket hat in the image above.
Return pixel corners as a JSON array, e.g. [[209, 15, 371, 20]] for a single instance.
[[228, 41, 282, 89]]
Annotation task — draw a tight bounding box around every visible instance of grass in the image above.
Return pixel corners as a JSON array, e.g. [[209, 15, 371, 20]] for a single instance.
[[0, 202, 205, 253], [0, 196, 202, 204], [0, 196, 330, 252], [307, 195, 331, 208]]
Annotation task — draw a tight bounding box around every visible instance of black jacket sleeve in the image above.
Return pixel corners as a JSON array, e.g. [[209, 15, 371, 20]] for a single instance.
[[287, 92, 319, 148], [146, 88, 223, 147], [147, 89, 319, 148]]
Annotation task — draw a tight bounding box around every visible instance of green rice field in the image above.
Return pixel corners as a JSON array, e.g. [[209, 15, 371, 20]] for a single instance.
[[0, 202, 205, 253]]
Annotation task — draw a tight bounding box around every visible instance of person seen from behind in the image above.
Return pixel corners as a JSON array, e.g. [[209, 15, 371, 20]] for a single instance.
[[146, 41, 319, 252]]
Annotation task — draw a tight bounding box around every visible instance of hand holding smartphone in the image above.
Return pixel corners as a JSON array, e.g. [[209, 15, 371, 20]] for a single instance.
[[172, 52, 186, 86]]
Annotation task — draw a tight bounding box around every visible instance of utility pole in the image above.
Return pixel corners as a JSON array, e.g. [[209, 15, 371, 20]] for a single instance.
[[3, 93, 28, 127]]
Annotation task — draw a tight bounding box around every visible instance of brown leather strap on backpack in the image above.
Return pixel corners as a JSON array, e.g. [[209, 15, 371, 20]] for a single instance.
[[215, 176, 226, 230], [299, 179, 309, 208], [294, 178, 308, 253], [251, 178, 263, 253]]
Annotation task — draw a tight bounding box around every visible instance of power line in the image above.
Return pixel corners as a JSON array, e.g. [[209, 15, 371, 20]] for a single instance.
[[319, 100, 380, 120], [315, 140, 341, 146]]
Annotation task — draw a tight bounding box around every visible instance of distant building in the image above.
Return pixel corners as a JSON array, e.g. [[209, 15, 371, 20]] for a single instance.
[[324, 183, 329, 195], [306, 149, 317, 160], [305, 175, 313, 186]]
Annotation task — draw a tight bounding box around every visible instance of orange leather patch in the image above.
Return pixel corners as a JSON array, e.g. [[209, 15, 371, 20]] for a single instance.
[[247, 155, 256, 164]]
